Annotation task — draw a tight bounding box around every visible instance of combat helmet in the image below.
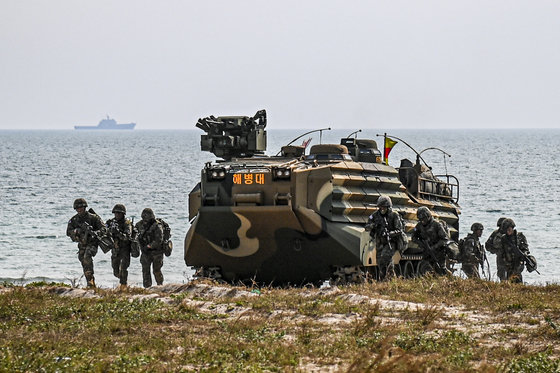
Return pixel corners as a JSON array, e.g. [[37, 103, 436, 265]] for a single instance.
[[501, 218, 515, 231], [417, 206, 432, 221], [112, 204, 126, 214], [376, 195, 392, 208], [497, 217, 506, 227], [73, 198, 87, 209], [471, 222, 484, 232], [141, 208, 155, 221]]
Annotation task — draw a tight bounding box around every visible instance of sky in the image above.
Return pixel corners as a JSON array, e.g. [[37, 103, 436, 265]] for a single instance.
[[1, 1, 559, 130]]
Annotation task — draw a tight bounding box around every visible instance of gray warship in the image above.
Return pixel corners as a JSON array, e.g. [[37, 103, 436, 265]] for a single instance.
[[74, 116, 136, 130]]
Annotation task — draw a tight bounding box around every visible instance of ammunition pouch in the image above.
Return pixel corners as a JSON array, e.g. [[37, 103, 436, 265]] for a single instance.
[[130, 241, 140, 258], [141, 245, 163, 256]]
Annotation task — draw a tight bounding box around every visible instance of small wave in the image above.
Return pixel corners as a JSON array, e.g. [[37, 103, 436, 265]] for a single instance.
[[1, 186, 30, 190], [30, 235, 58, 239], [0, 276, 70, 285], [485, 209, 503, 213]]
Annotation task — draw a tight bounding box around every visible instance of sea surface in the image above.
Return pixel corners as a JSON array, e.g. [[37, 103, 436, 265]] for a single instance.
[[1, 129, 559, 287]]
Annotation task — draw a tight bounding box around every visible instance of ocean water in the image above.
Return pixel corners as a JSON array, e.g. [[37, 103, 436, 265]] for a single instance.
[[1, 129, 558, 287]]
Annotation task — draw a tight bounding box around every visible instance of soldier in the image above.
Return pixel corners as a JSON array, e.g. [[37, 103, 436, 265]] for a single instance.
[[135, 208, 165, 288], [461, 223, 485, 279], [492, 218, 535, 283], [66, 198, 106, 288], [105, 204, 136, 289], [412, 206, 450, 275], [366, 195, 407, 280], [485, 217, 507, 281]]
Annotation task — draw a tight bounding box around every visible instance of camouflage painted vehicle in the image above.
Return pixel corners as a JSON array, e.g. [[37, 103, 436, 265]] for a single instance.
[[184, 110, 461, 285]]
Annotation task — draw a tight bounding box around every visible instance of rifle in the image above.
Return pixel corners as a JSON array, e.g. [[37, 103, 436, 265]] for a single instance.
[[480, 244, 491, 280], [107, 220, 120, 251], [108, 219, 133, 245], [130, 217, 140, 258], [382, 216, 394, 253], [80, 221, 113, 254], [513, 233, 540, 275], [420, 238, 449, 275], [133, 221, 152, 254]]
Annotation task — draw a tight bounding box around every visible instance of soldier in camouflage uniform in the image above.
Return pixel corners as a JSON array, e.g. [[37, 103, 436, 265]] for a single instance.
[[106, 204, 136, 288], [366, 195, 407, 280], [485, 217, 507, 281], [492, 218, 532, 283], [412, 206, 450, 275], [461, 223, 484, 279], [66, 198, 106, 288], [135, 208, 165, 288]]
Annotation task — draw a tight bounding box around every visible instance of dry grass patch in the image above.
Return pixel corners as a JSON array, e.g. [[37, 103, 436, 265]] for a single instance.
[[1, 277, 560, 371]]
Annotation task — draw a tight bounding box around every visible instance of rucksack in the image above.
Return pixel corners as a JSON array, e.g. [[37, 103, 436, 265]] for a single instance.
[[156, 218, 173, 256], [457, 238, 466, 260], [485, 230, 499, 254]]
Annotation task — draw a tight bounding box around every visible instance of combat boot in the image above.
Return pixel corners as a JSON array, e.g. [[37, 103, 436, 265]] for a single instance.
[[84, 272, 96, 288]]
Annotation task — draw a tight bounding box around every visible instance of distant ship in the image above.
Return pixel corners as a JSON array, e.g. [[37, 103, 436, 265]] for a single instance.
[[74, 115, 136, 130]]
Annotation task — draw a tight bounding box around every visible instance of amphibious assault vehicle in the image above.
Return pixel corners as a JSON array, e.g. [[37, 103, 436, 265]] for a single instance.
[[184, 110, 461, 285]]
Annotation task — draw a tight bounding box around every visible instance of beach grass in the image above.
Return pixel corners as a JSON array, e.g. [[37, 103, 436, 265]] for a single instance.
[[0, 276, 559, 372]]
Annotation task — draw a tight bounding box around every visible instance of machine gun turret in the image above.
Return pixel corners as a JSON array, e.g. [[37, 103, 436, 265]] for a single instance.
[[196, 109, 267, 160]]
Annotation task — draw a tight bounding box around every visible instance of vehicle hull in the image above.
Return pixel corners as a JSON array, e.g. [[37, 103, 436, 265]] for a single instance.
[[185, 205, 366, 284]]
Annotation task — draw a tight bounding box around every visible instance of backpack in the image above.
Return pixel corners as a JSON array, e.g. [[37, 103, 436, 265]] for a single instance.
[[156, 218, 173, 256], [485, 230, 499, 254], [457, 238, 466, 261]]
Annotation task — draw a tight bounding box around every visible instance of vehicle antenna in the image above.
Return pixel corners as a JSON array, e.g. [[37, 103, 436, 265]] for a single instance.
[[276, 127, 331, 156], [419, 147, 451, 175], [346, 129, 362, 138]]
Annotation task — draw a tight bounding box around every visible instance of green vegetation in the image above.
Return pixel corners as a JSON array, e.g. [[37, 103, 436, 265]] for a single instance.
[[0, 276, 559, 372]]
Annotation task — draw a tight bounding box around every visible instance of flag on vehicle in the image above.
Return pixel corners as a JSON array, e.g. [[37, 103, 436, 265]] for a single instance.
[[301, 138, 312, 149], [384, 136, 398, 165]]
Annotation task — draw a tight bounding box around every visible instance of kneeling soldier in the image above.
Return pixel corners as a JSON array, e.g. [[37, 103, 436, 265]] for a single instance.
[[493, 218, 536, 283], [412, 206, 450, 275]]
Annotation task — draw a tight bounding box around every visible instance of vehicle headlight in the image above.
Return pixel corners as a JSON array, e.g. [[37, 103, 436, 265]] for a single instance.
[[272, 167, 291, 180], [208, 168, 227, 181]]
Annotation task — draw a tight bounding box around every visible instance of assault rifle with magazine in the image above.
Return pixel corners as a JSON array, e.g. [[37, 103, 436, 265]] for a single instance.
[[79, 221, 113, 254]]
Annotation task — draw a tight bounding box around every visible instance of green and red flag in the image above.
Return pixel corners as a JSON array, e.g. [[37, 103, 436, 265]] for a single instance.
[[384, 136, 398, 165]]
